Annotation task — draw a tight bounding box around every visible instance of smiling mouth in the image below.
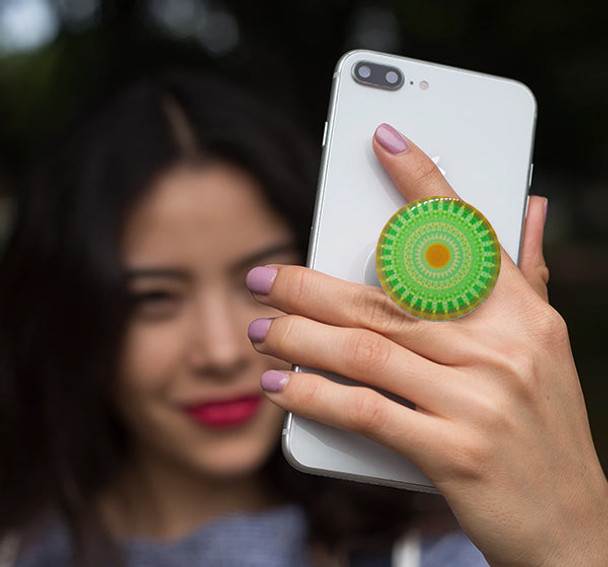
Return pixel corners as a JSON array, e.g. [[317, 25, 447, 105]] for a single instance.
[[183, 396, 263, 428]]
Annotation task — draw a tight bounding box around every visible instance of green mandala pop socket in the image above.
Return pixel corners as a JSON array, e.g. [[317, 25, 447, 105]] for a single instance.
[[376, 197, 501, 321]]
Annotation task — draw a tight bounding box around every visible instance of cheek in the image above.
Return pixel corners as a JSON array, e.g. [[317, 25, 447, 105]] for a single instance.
[[119, 321, 184, 394]]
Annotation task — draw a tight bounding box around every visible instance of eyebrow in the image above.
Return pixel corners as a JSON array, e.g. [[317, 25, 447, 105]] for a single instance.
[[124, 243, 298, 282], [125, 268, 191, 281], [229, 242, 298, 273]]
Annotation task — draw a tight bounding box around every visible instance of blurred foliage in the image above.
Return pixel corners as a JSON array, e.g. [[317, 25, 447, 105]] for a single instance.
[[0, 0, 606, 468]]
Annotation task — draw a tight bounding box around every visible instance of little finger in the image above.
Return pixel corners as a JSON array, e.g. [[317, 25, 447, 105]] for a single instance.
[[259, 367, 443, 467]]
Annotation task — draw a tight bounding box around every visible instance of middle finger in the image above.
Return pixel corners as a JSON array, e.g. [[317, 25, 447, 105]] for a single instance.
[[247, 264, 466, 363]]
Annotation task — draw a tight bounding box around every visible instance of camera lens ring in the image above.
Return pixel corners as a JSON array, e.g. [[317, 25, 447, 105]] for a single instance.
[[358, 65, 372, 79], [386, 70, 399, 84]]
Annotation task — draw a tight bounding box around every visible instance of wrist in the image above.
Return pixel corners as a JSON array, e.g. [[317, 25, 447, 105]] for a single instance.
[[545, 474, 608, 566]]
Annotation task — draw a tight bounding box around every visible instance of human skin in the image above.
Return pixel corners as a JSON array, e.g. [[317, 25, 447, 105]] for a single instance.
[[104, 163, 298, 538], [247, 125, 608, 566]]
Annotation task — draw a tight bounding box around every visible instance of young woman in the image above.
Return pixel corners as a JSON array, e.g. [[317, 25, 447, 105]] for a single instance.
[[0, 72, 603, 566]]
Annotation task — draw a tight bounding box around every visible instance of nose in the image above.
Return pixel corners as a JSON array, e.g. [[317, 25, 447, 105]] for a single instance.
[[187, 288, 250, 380]]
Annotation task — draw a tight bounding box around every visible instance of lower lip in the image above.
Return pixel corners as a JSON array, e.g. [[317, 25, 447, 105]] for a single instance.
[[183, 396, 263, 428]]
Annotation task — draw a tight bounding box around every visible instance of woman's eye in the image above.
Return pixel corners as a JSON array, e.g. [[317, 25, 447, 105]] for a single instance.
[[130, 291, 181, 320]]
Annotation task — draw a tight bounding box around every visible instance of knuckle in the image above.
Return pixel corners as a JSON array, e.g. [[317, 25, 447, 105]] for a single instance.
[[470, 391, 511, 433], [448, 434, 493, 480], [411, 156, 444, 190], [494, 346, 535, 385], [540, 307, 568, 340], [346, 330, 392, 375], [272, 315, 299, 354], [514, 289, 569, 346], [506, 350, 536, 382], [352, 288, 406, 334], [295, 372, 323, 412], [528, 303, 569, 345], [344, 389, 387, 435], [289, 267, 314, 308], [491, 345, 543, 403]]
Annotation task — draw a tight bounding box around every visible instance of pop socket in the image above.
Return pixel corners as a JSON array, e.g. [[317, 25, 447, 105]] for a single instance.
[[376, 197, 500, 321]]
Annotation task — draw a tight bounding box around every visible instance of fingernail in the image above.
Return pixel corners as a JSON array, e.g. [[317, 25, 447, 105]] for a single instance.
[[261, 370, 289, 393], [246, 266, 278, 295], [374, 123, 410, 154], [543, 198, 549, 226], [248, 318, 272, 343]]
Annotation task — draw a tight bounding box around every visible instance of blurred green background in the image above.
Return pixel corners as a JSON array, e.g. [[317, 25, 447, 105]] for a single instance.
[[0, 0, 606, 470]]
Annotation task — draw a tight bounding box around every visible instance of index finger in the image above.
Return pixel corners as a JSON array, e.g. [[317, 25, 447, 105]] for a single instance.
[[373, 123, 519, 279], [373, 123, 460, 201]]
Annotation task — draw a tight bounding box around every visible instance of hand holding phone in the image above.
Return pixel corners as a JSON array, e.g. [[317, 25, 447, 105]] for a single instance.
[[247, 133, 608, 566]]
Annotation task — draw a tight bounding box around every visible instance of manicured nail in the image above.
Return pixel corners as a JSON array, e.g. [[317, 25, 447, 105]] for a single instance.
[[261, 370, 289, 393], [248, 318, 272, 343], [246, 266, 278, 295], [374, 123, 410, 154]]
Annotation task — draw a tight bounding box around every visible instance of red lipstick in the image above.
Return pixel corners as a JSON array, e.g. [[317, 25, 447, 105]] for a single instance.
[[183, 396, 262, 428]]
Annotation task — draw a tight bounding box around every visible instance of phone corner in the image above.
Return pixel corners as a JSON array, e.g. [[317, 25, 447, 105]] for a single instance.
[[334, 49, 375, 74], [281, 415, 316, 474], [334, 50, 356, 74], [510, 78, 538, 117]]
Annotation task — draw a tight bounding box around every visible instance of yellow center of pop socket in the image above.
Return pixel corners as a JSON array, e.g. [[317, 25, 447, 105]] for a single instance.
[[424, 242, 451, 269]]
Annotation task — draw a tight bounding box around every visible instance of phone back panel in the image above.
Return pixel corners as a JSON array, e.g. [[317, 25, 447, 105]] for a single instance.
[[283, 51, 536, 490]]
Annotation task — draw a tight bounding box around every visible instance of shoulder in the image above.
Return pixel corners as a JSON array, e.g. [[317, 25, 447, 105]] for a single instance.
[[122, 505, 312, 567], [419, 531, 489, 567], [12, 519, 73, 567], [11, 505, 312, 567]]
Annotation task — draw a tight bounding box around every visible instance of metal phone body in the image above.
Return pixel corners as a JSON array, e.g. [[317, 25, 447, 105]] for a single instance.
[[282, 50, 537, 491]]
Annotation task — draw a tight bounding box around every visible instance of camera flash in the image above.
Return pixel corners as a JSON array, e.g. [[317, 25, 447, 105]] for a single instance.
[[419, 80, 429, 90]]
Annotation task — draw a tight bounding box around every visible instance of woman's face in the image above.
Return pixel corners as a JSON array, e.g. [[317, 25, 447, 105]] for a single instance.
[[119, 163, 298, 479]]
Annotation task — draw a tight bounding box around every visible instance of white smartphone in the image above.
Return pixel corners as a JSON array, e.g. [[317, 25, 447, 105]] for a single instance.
[[282, 50, 537, 491]]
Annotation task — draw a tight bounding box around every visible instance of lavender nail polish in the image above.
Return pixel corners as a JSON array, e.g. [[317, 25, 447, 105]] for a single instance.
[[261, 370, 289, 393], [246, 266, 278, 295], [248, 318, 272, 343], [374, 123, 410, 154]]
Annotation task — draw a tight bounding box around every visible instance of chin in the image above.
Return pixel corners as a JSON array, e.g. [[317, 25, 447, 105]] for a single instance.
[[127, 398, 285, 482], [187, 410, 284, 480], [191, 439, 280, 480]]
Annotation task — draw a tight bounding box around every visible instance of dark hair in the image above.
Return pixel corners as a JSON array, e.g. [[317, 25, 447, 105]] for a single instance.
[[0, 72, 448, 566]]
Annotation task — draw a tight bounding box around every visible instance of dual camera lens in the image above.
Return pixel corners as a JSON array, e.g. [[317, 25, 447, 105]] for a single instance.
[[353, 61, 404, 90]]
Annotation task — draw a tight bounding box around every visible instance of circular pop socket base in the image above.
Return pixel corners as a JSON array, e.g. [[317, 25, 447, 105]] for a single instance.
[[376, 197, 500, 321]]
